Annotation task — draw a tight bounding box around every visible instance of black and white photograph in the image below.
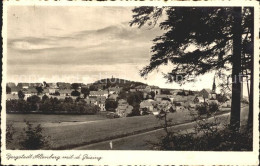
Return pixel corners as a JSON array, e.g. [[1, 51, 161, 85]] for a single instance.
[[1, 0, 259, 165]]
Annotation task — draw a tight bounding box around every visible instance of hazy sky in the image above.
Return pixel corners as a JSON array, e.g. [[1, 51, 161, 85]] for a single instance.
[[7, 6, 217, 90]]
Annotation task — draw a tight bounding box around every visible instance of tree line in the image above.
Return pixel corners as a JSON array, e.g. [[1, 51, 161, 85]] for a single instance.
[[6, 95, 100, 114]]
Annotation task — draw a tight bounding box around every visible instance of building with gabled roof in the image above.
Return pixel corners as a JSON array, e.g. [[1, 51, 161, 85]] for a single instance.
[[10, 86, 20, 95], [6, 94, 19, 100], [89, 90, 109, 98], [17, 83, 29, 89], [193, 96, 205, 103], [108, 87, 122, 94], [116, 99, 133, 117], [57, 82, 71, 89], [7, 82, 16, 88], [59, 89, 73, 96]]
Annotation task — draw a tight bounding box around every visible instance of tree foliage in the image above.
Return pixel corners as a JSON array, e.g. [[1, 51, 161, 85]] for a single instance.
[[36, 86, 44, 94], [130, 7, 254, 130], [130, 7, 253, 82], [6, 86, 11, 94], [18, 90, 25, 99], [81, 87, 90, 98], [71, 90, 80, 96], [105, 99, 118, 112], [19, 121, 49, 150], [71, 83, 80, 90]]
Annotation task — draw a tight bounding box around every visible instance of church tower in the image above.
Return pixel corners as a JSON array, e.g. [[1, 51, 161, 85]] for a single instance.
[[212, 75, 216, 93]]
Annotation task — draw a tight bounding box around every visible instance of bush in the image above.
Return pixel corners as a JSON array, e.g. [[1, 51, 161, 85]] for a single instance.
[[19, 121, 49, 150], [208, 102, 219, 113], [196, 102, 219, 116], [196, 104, 208, 115], [151, 112, 252, 151], [6, 122, 15, 144], [71, 90, 80, 96]]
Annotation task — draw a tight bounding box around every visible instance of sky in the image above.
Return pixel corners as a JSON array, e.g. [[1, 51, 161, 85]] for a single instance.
[[6, 5, 218, 91]]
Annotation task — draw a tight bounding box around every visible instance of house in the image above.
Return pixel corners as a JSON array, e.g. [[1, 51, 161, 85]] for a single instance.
[[134, 85, 147, 92], [154, 94, 174, 102], [85, 96, 98, 105], [24, 91, 32, 100], [29, 83, 42, 87], [96, 97, 106, 111], [108, 87, 122, 94], [49, 88, 57, 94], [59, 89, 73, 96], [193, 96, 205, 103], [147, 85, 161, 95], [43, 88, 50, 95], [10, 86, 19, 95], [116, 99, 133, 117], [57, 82, 71, 89], [140, 100, 154, 113], [116, 105, 133, 117], [108, 94, 118, 101], [27, 88, 38, 95], [6, 94, 19, 100], [48, 83, 58, 89], [199, 88, 217, 99], [7, 82, 16, 88], [17, 83, 29, 89], [89, 90, 109, 98]]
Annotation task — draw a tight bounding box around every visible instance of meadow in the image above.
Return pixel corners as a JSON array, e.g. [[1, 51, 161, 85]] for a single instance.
[[6, 111, 194, 149]]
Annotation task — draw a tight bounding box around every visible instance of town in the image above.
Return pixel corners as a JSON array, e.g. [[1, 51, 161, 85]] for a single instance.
[[6, 76, 233, 117]]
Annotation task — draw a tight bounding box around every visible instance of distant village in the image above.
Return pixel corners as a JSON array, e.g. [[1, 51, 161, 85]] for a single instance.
[[6, 77, 232, 117]]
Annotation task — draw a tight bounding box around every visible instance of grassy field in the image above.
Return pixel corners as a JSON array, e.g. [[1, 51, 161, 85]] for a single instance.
[[7, 113, 108, 123], [6, 111, 195, 149]]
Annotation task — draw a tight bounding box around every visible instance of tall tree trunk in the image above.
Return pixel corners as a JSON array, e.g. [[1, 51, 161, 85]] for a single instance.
[[230, 7, 242, 131], [247, 8, 254, 129]]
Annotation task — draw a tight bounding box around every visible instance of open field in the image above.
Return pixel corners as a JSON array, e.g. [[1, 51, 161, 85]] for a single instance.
[[7, 113, 108, 123], [75, 106, 249, 150], [7, 110, 197, 149]]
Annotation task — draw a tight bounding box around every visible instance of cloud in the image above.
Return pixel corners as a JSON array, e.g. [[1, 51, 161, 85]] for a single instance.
[[8, 21, 161, 67]]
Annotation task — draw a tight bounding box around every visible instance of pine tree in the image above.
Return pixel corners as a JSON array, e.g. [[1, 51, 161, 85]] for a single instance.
[[130, 7, 254, 130]]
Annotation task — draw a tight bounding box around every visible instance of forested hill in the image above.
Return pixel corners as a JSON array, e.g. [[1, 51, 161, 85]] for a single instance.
[[93, 78, 147, 89]]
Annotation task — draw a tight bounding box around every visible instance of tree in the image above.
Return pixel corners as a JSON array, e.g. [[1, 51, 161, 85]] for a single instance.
[[18, 90, 25, 99], [89, 85, 98, 91], [64, 97, 74, 103], [19, 121, 49, 150], [54, 91, 60, 96], [6, 86, 11, 94], [71, 90, 80, 97], [36, 86, 44, 95], [105, 99, 118, 112], [71, 83, 80, 90], [27, 95, 41, 111], [150, 91, 156, 99], [42, 95, 49, 103], [130, 7, 253, 130], [43, 81, 49, 87], [81, 87, 90, 98]]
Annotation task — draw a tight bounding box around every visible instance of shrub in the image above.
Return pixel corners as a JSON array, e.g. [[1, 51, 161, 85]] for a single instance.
[[196, 104, 208, 115], [151, 111, 252, 151], [6, 122, 15, 144], [19, 121, 49, 150], [208, 102, 219, 113]]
